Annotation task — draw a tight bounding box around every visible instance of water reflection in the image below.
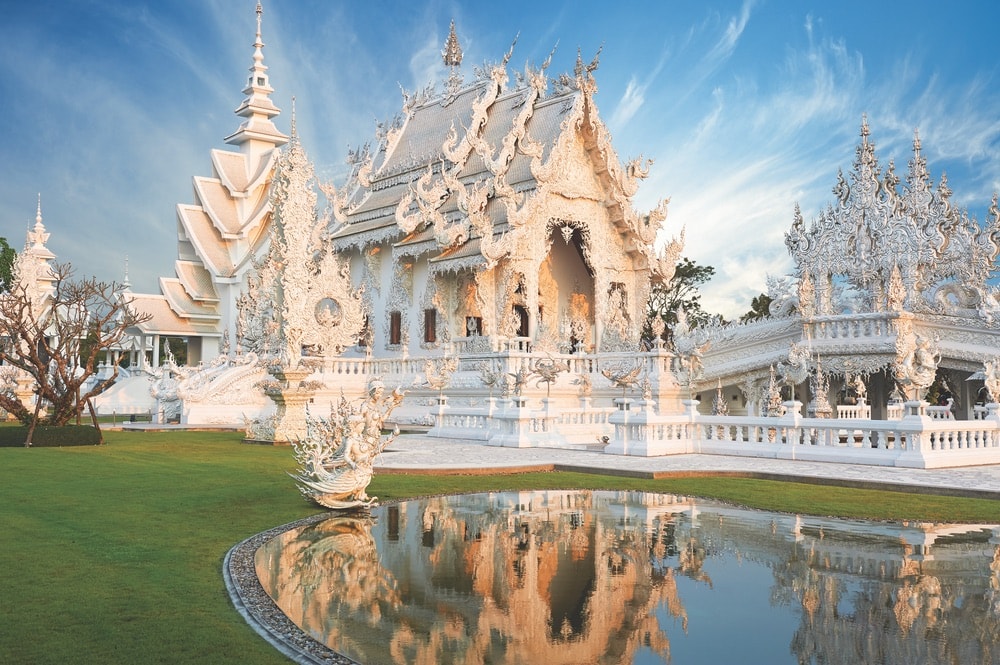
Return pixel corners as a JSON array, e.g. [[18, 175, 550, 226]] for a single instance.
[[255, 491, 1000, 664]]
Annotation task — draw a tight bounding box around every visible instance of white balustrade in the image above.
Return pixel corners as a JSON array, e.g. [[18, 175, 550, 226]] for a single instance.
[[926, 406, 955, 420], [836, 403, 871, 419], [604, 407, 1000, 468]]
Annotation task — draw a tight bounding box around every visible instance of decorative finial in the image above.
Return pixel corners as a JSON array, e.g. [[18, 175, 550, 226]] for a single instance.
[[27, 194, 50, 250], [913, 127, 921, 153], [860, 113, 870, 138], [224, 0, 288, 147], [502, 33, 519, 67], [123, 255, 131, 288], [442, 20, 462, 68], [290, 95, 297, 140]]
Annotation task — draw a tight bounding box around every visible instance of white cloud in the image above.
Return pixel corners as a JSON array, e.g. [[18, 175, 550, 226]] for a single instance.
[[609, 77, 646, 127], [705, 0, 754, 65]]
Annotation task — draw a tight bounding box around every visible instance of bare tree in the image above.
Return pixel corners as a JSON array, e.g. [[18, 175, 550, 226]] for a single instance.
[[0, 262, 151, 441]]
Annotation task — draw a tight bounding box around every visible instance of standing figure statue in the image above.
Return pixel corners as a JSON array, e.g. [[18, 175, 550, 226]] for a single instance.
[[984, 358, 1000, 404]]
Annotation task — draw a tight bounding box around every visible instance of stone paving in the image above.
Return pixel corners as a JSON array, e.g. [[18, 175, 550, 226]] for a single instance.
[[375, 434, 1000, 499]]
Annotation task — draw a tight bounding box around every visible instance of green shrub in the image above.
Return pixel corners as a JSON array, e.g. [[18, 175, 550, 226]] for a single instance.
[[0, 425, 102, 447]]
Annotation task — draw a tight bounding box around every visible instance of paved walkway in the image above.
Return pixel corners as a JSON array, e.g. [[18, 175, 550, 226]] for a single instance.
[[375, 434, 1000, 500], [118, 424, 1000, 499]]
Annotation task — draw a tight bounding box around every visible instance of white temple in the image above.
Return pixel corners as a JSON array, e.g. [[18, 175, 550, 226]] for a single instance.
[[19, 6, 1000, 468]]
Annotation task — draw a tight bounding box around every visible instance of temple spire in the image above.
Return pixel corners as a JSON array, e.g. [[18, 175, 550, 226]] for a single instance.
[[27, 193, 50, 251], [442, 20, 463, 67], [442, 20, 464, 98], [224, 2, 288, 153]]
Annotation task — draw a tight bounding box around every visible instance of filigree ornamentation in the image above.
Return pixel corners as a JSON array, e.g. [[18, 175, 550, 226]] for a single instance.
[[712, 380, 729, 417], [764, 366, 785, 417], [807, 359, 832, 418], [530, 355, 569, 397], [894, 328, 940, 402], [786, 117, 1000, 319], [649, 230, 685, 286], [777, 342, 810, 387], [672, 308, 710, 396], [601, 360, 643, 396], [423, 355, 458, 393], [476, 361, 504, 397], [983, 358, 1000, 403], [238, 129, 366, 364]]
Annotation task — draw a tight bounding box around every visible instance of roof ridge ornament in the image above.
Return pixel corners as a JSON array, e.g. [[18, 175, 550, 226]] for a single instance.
[[573, 45, 602, 93], [28, 193, 48, 250], [442, 20, 463, 67], [442, 20, 464, 103]]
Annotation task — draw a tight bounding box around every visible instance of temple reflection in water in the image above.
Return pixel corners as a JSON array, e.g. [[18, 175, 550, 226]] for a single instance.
[[255, 491, 1000, 664]]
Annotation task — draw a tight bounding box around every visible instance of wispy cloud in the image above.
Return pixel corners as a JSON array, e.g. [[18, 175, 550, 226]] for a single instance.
[[705, 0, 754, 65]]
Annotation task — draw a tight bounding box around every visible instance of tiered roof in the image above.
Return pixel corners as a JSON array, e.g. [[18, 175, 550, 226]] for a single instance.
[[132, 3, 287, 337]]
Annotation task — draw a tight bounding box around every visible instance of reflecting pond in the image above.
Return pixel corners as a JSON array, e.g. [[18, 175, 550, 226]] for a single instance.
[[255, 491, 1000, 664]]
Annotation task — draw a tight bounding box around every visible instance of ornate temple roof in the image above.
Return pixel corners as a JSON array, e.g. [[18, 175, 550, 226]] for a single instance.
[[328, 28, 665, 270], [127, 293, 219, 336]]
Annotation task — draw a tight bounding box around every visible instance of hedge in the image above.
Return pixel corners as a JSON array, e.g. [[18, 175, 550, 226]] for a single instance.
[[0, 425, 103, 447]]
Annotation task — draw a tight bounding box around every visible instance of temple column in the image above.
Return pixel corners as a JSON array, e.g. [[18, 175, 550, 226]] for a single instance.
[[152, 334, 161, 368]]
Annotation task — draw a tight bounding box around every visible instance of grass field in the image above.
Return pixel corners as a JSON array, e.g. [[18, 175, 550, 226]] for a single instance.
[[2, 430, 999, 664]]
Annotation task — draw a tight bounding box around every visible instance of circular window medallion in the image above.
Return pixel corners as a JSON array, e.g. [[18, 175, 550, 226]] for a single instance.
[[314, 298, 342, 326]]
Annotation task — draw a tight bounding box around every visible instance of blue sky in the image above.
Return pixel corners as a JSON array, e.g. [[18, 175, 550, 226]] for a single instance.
[[2, 0, 999, 319]]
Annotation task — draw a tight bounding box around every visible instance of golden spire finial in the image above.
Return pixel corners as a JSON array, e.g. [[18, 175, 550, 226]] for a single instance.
[[442, 20, 462, 68]]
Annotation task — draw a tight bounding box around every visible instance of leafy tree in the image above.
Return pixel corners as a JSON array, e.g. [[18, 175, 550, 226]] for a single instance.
[[739, 293, 773, 323], [0, 237, 15, 291], [644, 257, 716, 344], [0, 262, 151, 442]]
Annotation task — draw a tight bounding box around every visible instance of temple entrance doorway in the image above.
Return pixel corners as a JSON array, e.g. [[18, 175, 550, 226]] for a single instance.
[[542, 223, 595, 351]]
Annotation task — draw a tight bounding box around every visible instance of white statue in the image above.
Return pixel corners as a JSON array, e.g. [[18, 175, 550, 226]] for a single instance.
[[983, 358, 1000, 404], [894, 332, 939, 401], [289, 378, 405, 509]]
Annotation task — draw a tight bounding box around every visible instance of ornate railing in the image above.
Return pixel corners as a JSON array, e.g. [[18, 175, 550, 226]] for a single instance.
[[805, 312, 895, 343], [430, 397, 614, 446], [835, 403, 871, 419], [602, 402, 1000, 468]]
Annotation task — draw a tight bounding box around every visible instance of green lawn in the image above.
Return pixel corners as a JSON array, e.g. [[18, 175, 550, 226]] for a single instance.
[[2, 430, 999, 664]]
